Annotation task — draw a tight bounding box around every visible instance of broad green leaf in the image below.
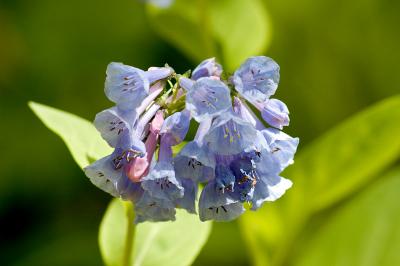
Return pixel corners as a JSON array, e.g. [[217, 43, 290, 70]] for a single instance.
[[210, 0, 271, 70], [99, 199, 131, 266], [240, 95, 400, 266], [29, 102, 111, 168], [292, 95, 400, 212], [295, 168, 400, 266], [133, 209, 212, 266], [147, 0, 271, 71], [147, 2, 206, 62], [99, 198, 212, 266]]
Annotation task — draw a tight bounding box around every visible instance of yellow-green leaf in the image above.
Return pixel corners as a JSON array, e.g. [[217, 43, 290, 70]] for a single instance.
[[29, 101, 111, 168]]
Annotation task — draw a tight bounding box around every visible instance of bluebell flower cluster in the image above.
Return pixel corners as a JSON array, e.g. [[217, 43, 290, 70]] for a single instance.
[[84, 56, 298, 223]]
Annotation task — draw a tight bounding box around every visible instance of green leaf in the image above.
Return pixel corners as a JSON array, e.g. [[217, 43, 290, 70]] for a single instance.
[[99, 199, 212, 266], [133, 209, 212, 266], [147, 2, 205, 62], [292, 95, 400, 212], [28, 101, 112, 168], [295, 168, 400, 266], [209, 0, 271, 70], [99, 199, 130, 266], [240, 95, 400, 266], [147, 0, 271, 71]]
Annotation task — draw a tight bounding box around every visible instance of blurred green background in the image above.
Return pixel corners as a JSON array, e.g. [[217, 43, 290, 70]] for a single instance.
[[1, 0, 399, 265]]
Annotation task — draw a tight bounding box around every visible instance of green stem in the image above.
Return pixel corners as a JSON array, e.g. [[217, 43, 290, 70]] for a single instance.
[[198, 0, 214, 57], [123, 201, 135, 266]]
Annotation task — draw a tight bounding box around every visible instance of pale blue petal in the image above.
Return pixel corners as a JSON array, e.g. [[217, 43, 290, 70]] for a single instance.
[[83, 156, 120, 197], [115, 175, 144, 202], [261, 99, 290, 129], [185, 77, 232, 122], [141, 162, 184, 201], [233, 56, 279, 103], [105, 62, 149, 110], [262, 128, 299, 170], [116, 133, 146, 156], [192, 58, 222, 80], [253, 147, 282, 176], [179, 77, 195, 92], [204, 113, 266, 155], [215, 165, 235, 194], [251, 175, 292, 210], [229, 157, 256, 202], [175, 178, 197, 214], [134, 192, 176, 223], [199, 181, 245, 222], [160, 110, 191, 145], [173, 141, 215, 182], [94, 107, 132, 147]]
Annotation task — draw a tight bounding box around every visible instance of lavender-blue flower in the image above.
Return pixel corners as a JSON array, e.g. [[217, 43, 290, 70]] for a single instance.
[[233, 56, 280, 103]]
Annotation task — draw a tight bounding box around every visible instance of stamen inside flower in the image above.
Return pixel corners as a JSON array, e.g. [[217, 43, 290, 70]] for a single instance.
[[109, 120, 125, 135]]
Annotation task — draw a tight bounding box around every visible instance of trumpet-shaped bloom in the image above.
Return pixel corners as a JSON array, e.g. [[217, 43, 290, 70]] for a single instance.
[[174, 141, 215, 182], [83, 155, 122, 197], [199, 181, 245, 222], [94, 107, 132, 147], [84, 152, 146, 202], [105, 62, 172, 110], [134, 191, 176, 223], [192, 58, 223, 80], [204, 113, 266, 155], [141, 161, 184, 201], [233, 56, 280, 103], [237, 149, 292, 210], [83, 122, 146, 199], [184, 77, 232, 122], [261, 128, 299, 171], [141, 135, 184, 201]]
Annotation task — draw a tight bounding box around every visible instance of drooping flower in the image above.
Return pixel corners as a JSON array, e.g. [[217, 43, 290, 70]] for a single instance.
[[199, 180, 245, 222], [141, 132, 184, 202], [105, 62, 173, 111], [134, 191, 176, 223], [94, 107, 133, 148], [203, 112, 266, 155], [180, 77, 232, 122], [83, 136, 146, 200], [174, 119, 215, 183], [261, 128, 299, 171], [233, 56, 280, 103]]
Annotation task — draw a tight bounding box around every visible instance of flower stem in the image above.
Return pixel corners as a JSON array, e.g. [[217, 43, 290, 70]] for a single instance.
[[123, 201, 135, 266]]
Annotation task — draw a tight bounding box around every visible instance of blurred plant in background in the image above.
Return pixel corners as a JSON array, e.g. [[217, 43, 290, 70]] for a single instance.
[[1, 0, 400, 265]]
